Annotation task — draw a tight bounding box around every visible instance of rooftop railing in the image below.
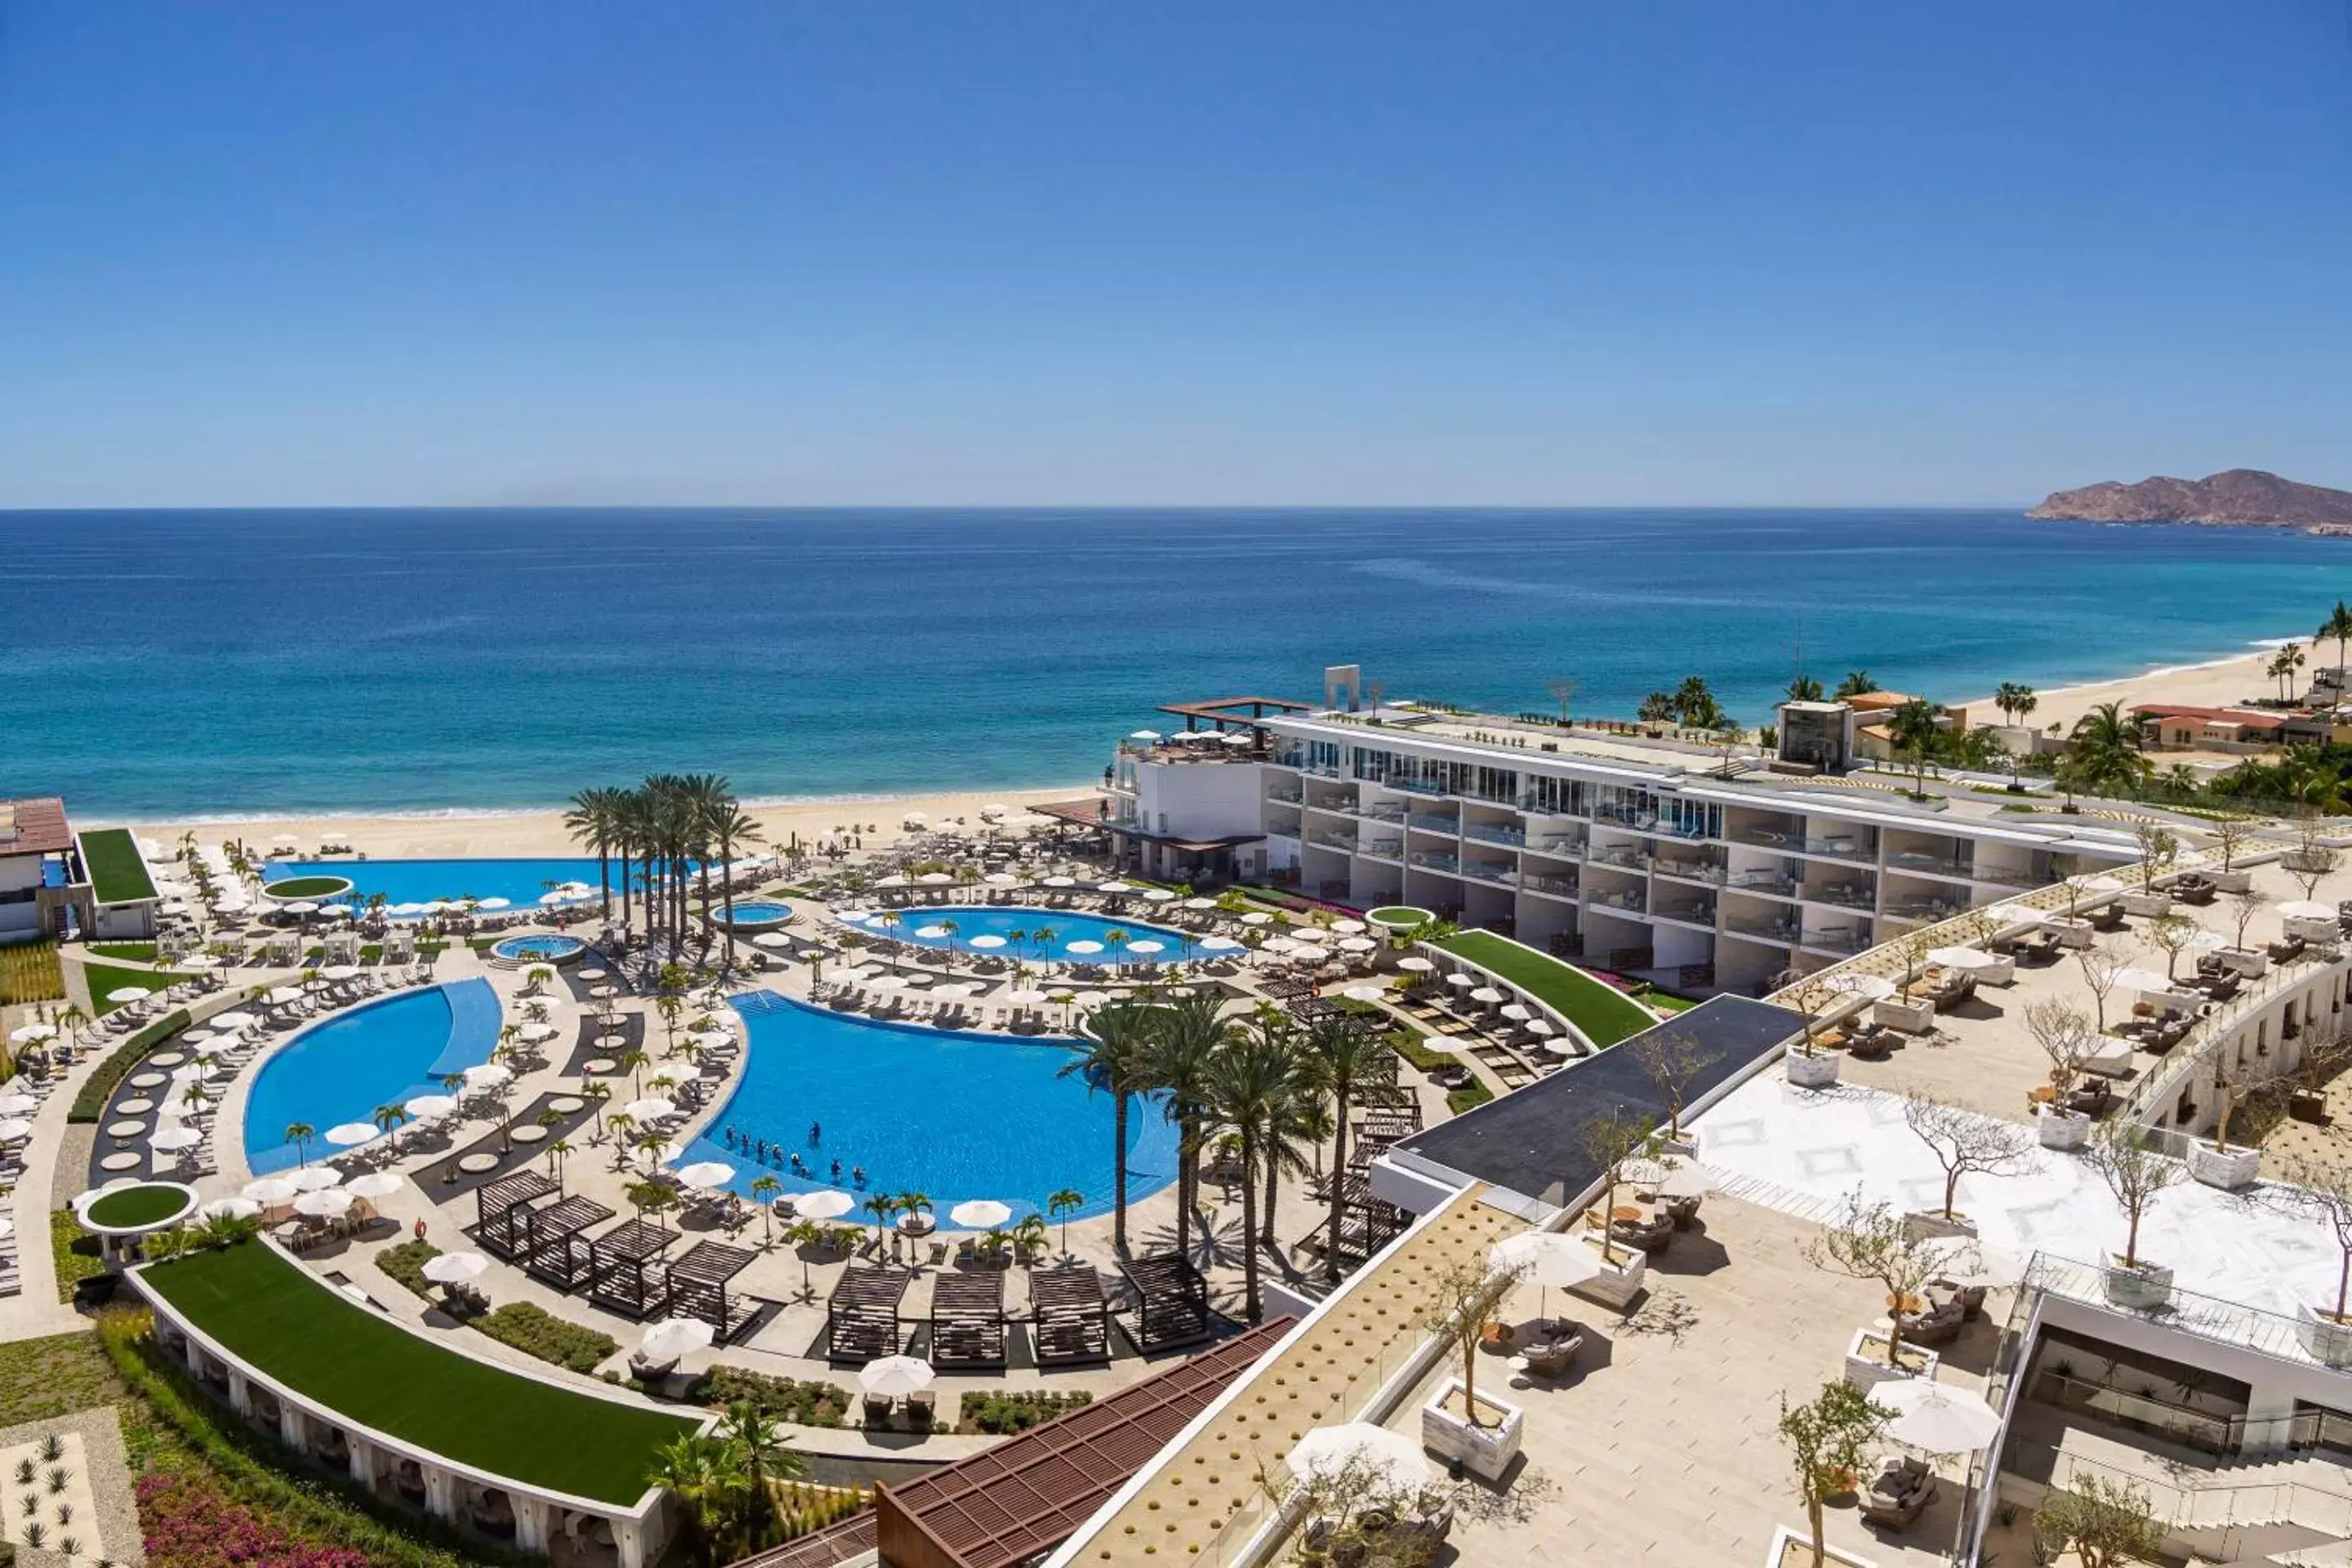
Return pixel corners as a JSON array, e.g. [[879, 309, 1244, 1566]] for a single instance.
[[1800, 927, 1872, 953], [2024, 1252, 2328, 1368], [2121, 952, 2343, 1127], [1886, 852, 1975, 880]]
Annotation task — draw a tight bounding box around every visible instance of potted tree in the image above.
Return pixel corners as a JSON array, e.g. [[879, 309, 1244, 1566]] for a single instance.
[[1770, 1380, 1891, 1568], [2221, 889, 2271, 978], [2207, 817, 2255, 894], [1784, 981, 1843, 1089], [1801, 1192, 1945, 1389], [1633, 1028, 1717, 1152], [2186, 1053, 2262, 1191], [2044, 874, 2099, 949], [1414, 1255, 1529, 1481], [2087, 1122, 2182, 1309], [2275, 1155, 2352, 1366], [2032, 1473, 2167, 1568], [1900, 1091, 2032, 1238], [1575, 1110, 1659, 1303], [2025, 1000, 2096, 1151], [2121, 823, 2177, 916]]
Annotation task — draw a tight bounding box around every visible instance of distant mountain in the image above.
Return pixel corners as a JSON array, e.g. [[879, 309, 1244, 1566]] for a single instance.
[[2029, 468, 2352, 532]]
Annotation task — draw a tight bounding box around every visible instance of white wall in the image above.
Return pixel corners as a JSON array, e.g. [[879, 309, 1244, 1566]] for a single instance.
[[1134, 760, 1266, 841]]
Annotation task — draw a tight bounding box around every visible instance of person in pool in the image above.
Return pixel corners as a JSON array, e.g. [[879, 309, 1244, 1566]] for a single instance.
[[852, 1165, 866, 1188], [830, 1158, 842, 1183], [809, 1120, 822, 1145]]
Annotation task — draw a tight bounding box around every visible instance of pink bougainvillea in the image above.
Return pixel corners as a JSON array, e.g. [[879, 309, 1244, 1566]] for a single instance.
[[138, 1472, 372, 1568]]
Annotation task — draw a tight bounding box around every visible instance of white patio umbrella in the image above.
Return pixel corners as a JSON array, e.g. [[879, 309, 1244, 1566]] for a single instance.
[[150, 1125, 203, 1152], [1097, 883, 1133, 895], [796, 1189, 856, 1220], [345, 1171, 404, 1200], [949, 1199, 1013, 1229], [1445, 972, 1477, 989], [1499, 1003, 1534, 1022], [323, 1122, 378, 1147], [1926, 947, 2002, 971], [1396, 956, 1435, 973], [200, 1196, 262, 1221], [7, 1023, 56, 1044], [178, 953, 220, 970], [1829, 973, 1897, 1000], [1290, 946, 1331, 965], [294, 1187, 354, 1218], [106, 987, 153, 1004], [1073, 991, 1109, 1009], [858, 1355, 936, 1398], [623, 1098, 676, 1121], [1125, 940, 1166, 956], [2115, 968, 2180, 993], [288, 1165, 345, 1192], [1238, 911, 1272, 927], [462, 1063, 514, 1090], [640, 1317, 715, 1361], [1005, 987, 1051, 1004], [1468, 987, 1505, 1005], [968, 934, 1008, 950], [404, 1094, 459, 1120], [918, 872, 955, 886], [320, 964, 360, 981], [1877, 1380, 2002, 1454], [1183, 897, 1218, 911], [210, 1011, 256, 1030], [1041, 875, 1076, 889], [1287, 1423, 1428, 1491], [754, 933, 793, 949], [915, 924, 951, 938], [1066, 940, 1105, 956], [1140, 889, 1177, 902], [519, 1022, 559, 1042], [476, 897, 512, 911], [1127, 730, 1161, 742], [1200, 936, 1243, 953], [422, 1251, 490, 1285], [0, 1118, 38, 1145], [1337, 937, 1378, 953], [688, 1029, 735, 1050], [675, 1161, 737, 1191], [242, 1178, 298, 1205], [283, 902, 318, 916], [1343, 986, 1389, 1004], [2279, 900, 2338, 922], [983, 873, 1021, 888], [263, 987, 305, 1006], [1488, 1229, 1605, 1319], [0, 1093, 36, 1116]]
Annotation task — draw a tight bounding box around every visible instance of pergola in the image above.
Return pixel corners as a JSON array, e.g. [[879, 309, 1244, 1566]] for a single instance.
[[474, 1171, 556, 1260], [826, 1266, 908, 1364], [587, 1219, 676, 1320], [1117, 1254, 1213, 1353], [927, 1272, 1006, 1372], [520, 1194, 614, 1290], [1325, 1174, 1411, 1269], [666, 1240, 758, 1341], [1028, 1266, 1111, 1368]]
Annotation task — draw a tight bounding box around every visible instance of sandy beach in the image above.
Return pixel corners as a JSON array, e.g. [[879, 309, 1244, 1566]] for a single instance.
[[1952, 639, 2299, 736], [98, 785, 1096, 860]]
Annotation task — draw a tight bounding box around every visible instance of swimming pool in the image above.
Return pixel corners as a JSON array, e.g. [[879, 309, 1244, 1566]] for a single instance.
[[492, 934, 589, 963], [836, 906, 1196, 964], [243, 979, 502, 1174], [673, 992, 1178, 1222], [709, 898, 793, 930], [263, 857, 617, 914]]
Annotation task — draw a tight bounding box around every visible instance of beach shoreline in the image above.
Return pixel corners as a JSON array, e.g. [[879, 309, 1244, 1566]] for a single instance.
[[1949, 633, 2310, 736]]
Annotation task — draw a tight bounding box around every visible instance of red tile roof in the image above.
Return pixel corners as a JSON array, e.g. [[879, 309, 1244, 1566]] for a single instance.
[[2132, 705, 2288, 731], [0, 797, 73, 857]]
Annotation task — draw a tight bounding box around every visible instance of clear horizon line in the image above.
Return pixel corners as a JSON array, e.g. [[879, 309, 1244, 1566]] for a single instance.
[[0, 500, 2048, 515]]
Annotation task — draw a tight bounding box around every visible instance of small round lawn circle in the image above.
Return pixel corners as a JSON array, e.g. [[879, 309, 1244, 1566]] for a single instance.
[[80, 1180, 198, 1234], [263, 875, 354, 902], [1365, 905, 1434, 935]]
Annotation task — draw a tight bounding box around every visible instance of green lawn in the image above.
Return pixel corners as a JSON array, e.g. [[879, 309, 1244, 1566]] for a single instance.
[[78, 827, 159, 905], [138, 1242, 698, 1505], [81, 960, 197, 1014], [1432, 930, 1658, 1047], [86, 1183, 194, 1229], [261, 875, 353, 900]]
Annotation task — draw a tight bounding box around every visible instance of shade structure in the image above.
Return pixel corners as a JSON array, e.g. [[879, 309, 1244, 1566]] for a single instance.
[[1200, 936, 1243, 953], [404, 1094, 459, 1120], [106, 987, 153, 1004], [7, 1023, 56, 1044], [1125, 940, 1166, 955], [622, 1098, 676, 1120], [1065, 939, 1105, 956], [323, 1122, 378, 1147], [1004, 987, 1051, 1004], [319, 964, 361, 980], [1927, 947, 2002, 972], [796, 1188, 856, 1220], [421, 1250, 490, 1285], [640, 1316, 715, 1361], [1396, 956, 1435, 973], [287, 1165, 345, 1192], [241, 1178, 298, 1205], [1499, 1002, 1534, 1021], [209, 1011, 256, 1031], [200, 1196, 262, 1221], [519, 1022, 559, 1042], [344, 1171, 403, 1200], [1523, 1018, 1557, 1037], [1140, 888, 1177, 902], [150, 1125, 203, 1152], [675, 1161, 737, 1192], [1829, 973, 1898, 1000], [1488, 1231, 1605, 1290], [1238, 912, 1272, 926], [949, 1199, 1013, 1229], [858, 1354, 935, 1397], [476, 897, 513, 911], [1444, 972, 1477, 989], [463, 1063, 514, 1089], [1097, 881, 1132, 894], [915, 924, 951, 938], [293, 1187, 354, 1218], [2279, 900, 2338, 922], [1878, 1379, 2002, 1453], [1468, 987, 1505, 1004], [1336, 937, 1379, 953], [1289, 947, 1332, 965], [1183, 897, 1218, 911], [263, 986, 306, 1006], [1287, 1423, 1428, 1492]]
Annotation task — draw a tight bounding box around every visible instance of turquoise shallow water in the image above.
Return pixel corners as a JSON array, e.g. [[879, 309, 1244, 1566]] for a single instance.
[[243, 978, 501, 1174], [4, 508, 2347, 817]]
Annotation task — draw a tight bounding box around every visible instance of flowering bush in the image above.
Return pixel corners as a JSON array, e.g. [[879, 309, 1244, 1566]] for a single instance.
[[140, 1472, 372, 1568]]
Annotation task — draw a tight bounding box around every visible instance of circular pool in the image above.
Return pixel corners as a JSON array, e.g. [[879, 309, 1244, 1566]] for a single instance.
[[263, 874, 355, 903], [709, 898, 794, 931], [492, 934, 590, 964]]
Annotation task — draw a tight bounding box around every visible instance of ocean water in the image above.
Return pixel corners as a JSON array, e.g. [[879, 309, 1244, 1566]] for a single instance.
[[3, 508, 2346, 818]]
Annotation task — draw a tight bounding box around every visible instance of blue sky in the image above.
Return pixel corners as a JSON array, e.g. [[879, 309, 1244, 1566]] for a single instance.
[[2, 2, 2347, 507]]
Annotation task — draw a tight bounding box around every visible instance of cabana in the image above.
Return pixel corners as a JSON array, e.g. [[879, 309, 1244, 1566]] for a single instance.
[[1029, 1265, 1112, 1367], [665, 1240, 757, 1342], [520, 1195, 614, 1290], [826, 1266, 908, 1364], [928, 1272, 1007, 1371], [1118, 1254, 1214, 1353], [586, 1219, 675, 1320], [473, 1171, 556, 1260]]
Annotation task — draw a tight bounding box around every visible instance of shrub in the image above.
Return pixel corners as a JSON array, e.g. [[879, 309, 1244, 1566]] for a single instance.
[[954, 1389, 1092, 1435], [1446, 1082, 1495, 1116], [472, 1303, 617, 1375], [139, 1470, 371, 1568], [372, 1241, 437, 1298], [69, 1009, 192, 1123], [691, 1365, 854, 1428], [50, 1211, 107, 1303], [1385, 1029, 1454, 1073]]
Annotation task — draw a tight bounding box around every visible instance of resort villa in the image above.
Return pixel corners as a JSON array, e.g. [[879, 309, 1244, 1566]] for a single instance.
[[0, 798, 158, 944]]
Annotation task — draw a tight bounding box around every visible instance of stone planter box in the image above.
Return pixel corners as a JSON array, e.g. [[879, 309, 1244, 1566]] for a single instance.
[[2216, 947, 2270, 979], [1766, 1526, 1878, 1568], [2188, 1140, 2261, 1191], [1786, 1050, 1841, 1089], [1843, 1327, 1940, 1392], [2286, 915, 2341, 942], [1903, 1210, 1976, 1241], [2210, 868, 2254, 894], [1420, 1379, 1522, 1481], [2299, 1305, 2352, 1368], [1872, 997, 1935, 1035], [2120, 891, 2173, 917], [2104, 1259, 2175, 1310], [2038, 1107, 2091, 1152], [2046, 916, 2096, 950], [1574, 1233, 1649, 1307]]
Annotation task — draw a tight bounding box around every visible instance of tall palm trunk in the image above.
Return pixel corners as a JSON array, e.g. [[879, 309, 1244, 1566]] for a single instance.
[[1238, 1125, 1262, 1320], [1173, 1118, 1195, 1262], [1261, 1139, 1279, 1247], [1111, 1090, 1130, 1253], [1326, 1087, 1351, 1283]]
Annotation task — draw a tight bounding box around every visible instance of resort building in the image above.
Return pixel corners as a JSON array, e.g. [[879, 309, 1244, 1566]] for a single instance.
[[0, 798, 158, 943], [0, 796, 74, 945], [1105, 673, 2140, 996]]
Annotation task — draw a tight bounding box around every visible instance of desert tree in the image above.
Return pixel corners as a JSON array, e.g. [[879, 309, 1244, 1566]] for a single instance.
[[1780, 1380, 1893, 1568], [1902, 1091, 2034, 1222], [2131, 821, 2179, 895], [2025, 999, 2095, 1106], [2143, 911, 2199, 983], [2274, 1153, 2352, 1325], [2208, 814, 2254, 875], [1579, 1107, 1659, 1264], [1799, 1191, 1942, 1369], [1413, 1254, 1530, 1428], [2288, 821, 2342, 902], [2084, 1121, 2182, 1273], [1633, 1030, 1717, 1142], [2075, 948, 2123, 1036], [1546, 677, 1578, 725], [2229, 888, 2269, 951], [2033, 1472, 2167, 1568]]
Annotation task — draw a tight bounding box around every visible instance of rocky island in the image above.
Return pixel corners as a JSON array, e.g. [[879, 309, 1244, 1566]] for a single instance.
[[2029, 468, 2352, 533]]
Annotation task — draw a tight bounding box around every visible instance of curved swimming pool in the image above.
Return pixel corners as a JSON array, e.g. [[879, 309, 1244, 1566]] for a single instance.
[[492, 934, 588, 963], [263, 858, 613, 914], [243, 979, 502, 1174], [837, 906, 1196, 965], [673, 993, 1178, 1222]]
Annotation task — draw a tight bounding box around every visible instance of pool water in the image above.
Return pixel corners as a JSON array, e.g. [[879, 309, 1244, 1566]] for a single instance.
[[492, 934, 588, 962], [710, 899, 793, 929], [243, 979, 502, 1174], [675, 992, 1179, 1222], [840, 906, 1196, 964], [264, 857, 619, 911]]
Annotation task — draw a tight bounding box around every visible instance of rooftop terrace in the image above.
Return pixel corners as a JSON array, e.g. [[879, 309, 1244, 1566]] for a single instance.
[[76, 825, 158, 905]]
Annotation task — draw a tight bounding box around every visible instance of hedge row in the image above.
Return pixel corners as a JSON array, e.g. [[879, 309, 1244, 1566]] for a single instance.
[[68, 1009, 192, 1123]]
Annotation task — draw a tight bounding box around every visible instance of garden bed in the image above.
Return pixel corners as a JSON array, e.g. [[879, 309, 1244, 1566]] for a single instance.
[[953, 1388, 1093, 1434], [374, 1242, 617, 1374]]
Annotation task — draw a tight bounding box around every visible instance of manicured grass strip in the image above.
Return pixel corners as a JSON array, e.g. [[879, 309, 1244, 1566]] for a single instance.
[[87, 941, 159, 960], [87, 1184, 194, 1229], [1431, 930, 1658, 1047], [261, 875, 353, 900], [81, 960, 197, 1014], [140, 1242, 697, 1505], [78, 827, 159, 905], [50, 1211, 107, 1303]]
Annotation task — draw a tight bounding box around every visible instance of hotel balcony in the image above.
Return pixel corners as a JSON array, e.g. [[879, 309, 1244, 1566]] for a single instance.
[[1463, 862, 1519, 888], [1265, 783, 1303, 804], [1886, 851, 1976, 882], [1407, 852, 1461, 875], [1359, 839, 1404, 861], [1728, 870, 1798, 899], [1883, 897, 1965, 923], [1528, 834, 1584, 858], [1587, 845, 1648, 871], [1970, 863, 2047, 888], [1727, 826, 1802, 852], [1653, 898, 1717, 927], [1723, 913, 1802, 943], [1353, 803, 1407, 822], [1803, 881, 1875, 911], [1391, 777, 1450, 796], [1308, 830, 1358, 853], [1524, 872, 1580, 899], [1653, 857, 1726, 886], [1801, 926, 1873, 953], [1463, 822, 1526, 849], [1407, 812, 1461, 835], [1587, 887, 1645, 913], [1799, 834, 1878, 862]]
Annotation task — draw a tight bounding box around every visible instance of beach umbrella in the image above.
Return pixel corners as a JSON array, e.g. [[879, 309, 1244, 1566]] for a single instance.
[[177, 951, 217, 969], [1927, 947, 2002, 971], [1073, 991, 1109, 1009], [1487, 1229, 1605, 1319], [422, 1251, 490, 1285], [859, 1355, 935, 1397], [1041, 875, 1076, 889], [1525, 1018, 1557, 1037], [1444, 973, 1477, 990], [1239, 911, 1272, 927], [1343, 985, 1389, 1004], [283, 901, 318, 916], [475, 897, 511, 911], [949, 1199, 1013, 1229], [754, 933, 793, 949], [2114, 969, 2178, 993], [640, 1317, 715, 1361], [264, 987, 305, 1006], [797, 1189, 855, 1220], [1829, 973, 1897, 1000], [462, 1063, 513, 1090], [1005, 987, 1051, 1004], [623, 1098, 676, 1121], [1337, 937, 1378, 953], [1499, 1002, 1534, 1022], [0, 1094, 36, 1116], [688, 1029, 734, 1050], [1200, 936, 1242, 953], [106, 987, 153, 1004], [1468, 986, 1505, 1004], [151, 1125, 203, 1152], [324, 1122, 378, 1147], [390, 902, 429, 917], [201, 1197, 262, 1221], [1287, 1423, 1428, 1492], [675, 1161, 737, 1191], [2279, 900, 2338, 922], [405, 1094, 459, 1120], [1127, 730, 1161, 742], [1140, 889, 1177, 903], [918, 872, 954, 886], [243, 1178, 298, 1205], [983, 872, 1021, 887], [1183, 897, 1218, 911], [1877, 1380, 2002, 1454], [210, 1011, 256, 1030], [1290, 946, 1331, 964], [295, 1187, 354, 1218], [1097, 881, 1133, 894], [345, 1171, 404, 1200], [967, 933, 1008, 950], [1066, 939, 1105, 956], [915, 924, 951, 939], [288, 1165, 345, 1192], [7, 1023, 56, 1044], [519, 1022, 559, 1042], [320, 964, 360, 981], [1396, 956, 1435, 973], [1125, 940, 1166, 955]]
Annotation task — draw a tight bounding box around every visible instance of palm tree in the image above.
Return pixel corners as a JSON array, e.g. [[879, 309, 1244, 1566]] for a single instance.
[[866, 1192, 899, 1247], [582, 1080, 612, 1140], [1145, 992, 1232, 1265], [1058, 1001, 1156, 1254], [1785, 674, 1824, 703], [372, 1102, 410, 1151], [1201, 1024, 1303, 1321], [782, 1218, 824, 1297], [717, 1401, 803, 1550], [605, 1111, 637, 1163], [706, 799, 764, 973], [1833, 670, 1880, 699], [546, 1136, 572, 1185], [619, 1046, 653, 1098], [1047, 1188, 1085, 1258], [2067, 701, 2154, 798], [1102, 928, 1128, 964], [1993, 682, 2038, 726], [2323, 603, 2352, 692], [1299, 1017, 1396, 1283], [938, 917, 960, 960], [898, 1190, 933, 1229], [2274, 642, 2310, 703], [1885, 698, 1945, 795], [283, 1121, 314, 1168], [565, 787, 624, 919], [645, 1433, 751, 1567], [749, 1176, 781, 1245]]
